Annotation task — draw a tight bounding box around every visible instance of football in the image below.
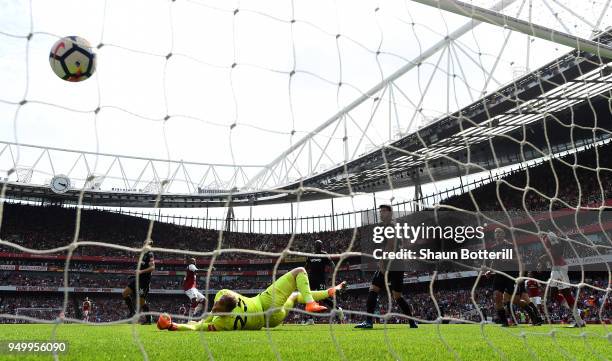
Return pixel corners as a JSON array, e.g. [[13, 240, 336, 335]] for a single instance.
[[48, 36, 96, 82]]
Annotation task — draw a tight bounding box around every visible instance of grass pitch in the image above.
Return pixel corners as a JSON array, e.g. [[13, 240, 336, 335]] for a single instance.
[[0, 323, 610, 361]]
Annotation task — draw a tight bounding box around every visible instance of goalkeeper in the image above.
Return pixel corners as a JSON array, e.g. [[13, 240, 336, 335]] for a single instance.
[[157, 267, 347, 331]]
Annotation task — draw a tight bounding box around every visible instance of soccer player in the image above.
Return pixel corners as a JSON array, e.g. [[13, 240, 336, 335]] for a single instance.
[[487, 228, 542, 327], [525, 272, 545, 316], [355, 204, 418, 329], [305, 240, 340, 321], [82, 297, 92, 322], [157, 267, 346, 332], [306, 240, 335, 292], [539, 230, 585, 327], [183, 257, 207, 321], [122, 241, 155, 324]]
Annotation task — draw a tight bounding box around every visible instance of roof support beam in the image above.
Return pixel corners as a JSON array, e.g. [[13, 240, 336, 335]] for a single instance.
[[410, 0, 612, 59], [244, 0, 518, 190]]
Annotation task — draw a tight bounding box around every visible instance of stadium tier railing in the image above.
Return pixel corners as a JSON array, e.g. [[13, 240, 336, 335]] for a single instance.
[[8, 164, 528, 234]]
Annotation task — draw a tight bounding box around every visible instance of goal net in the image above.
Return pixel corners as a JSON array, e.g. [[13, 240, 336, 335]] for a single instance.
[[0, 0, 611, 359]]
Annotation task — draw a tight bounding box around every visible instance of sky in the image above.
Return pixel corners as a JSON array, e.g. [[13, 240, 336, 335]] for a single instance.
[[0, 0, 611, 224]]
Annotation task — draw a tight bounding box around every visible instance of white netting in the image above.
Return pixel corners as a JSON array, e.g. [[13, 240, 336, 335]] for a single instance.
[[0, 0, 612, 360]]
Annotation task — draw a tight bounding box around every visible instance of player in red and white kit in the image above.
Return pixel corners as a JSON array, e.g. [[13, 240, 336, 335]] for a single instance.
[[539, 231, 585, 327], [525, 272, 544, 316], [82, 297, 92, 322], [184, 258, 207, 321]]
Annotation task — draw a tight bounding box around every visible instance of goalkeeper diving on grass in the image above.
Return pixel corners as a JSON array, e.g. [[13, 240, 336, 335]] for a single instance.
[[157, 267, 347, 331]]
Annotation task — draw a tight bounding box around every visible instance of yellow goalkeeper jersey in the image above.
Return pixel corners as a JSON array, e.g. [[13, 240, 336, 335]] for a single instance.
[[200, 289, 265, 331]]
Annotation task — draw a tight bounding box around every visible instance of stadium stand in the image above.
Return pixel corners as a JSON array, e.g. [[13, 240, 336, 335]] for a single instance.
[[1, 143, 610, 325]]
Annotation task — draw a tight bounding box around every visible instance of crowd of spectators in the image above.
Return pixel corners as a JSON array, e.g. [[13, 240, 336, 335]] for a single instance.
[[0, 144, 609, 264], [0, 269, 362, 291], [0, 203, 357, 260]]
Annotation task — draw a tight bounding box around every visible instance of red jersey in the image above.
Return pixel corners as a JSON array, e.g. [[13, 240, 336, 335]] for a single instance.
[[183, 264, 198, 291], [525, 280, 540, 297], [543, 232, 566, 266], [82, 301, 91, 311]]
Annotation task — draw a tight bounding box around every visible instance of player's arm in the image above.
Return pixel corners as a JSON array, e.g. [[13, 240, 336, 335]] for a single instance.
[[202, 314, 214, 323], [195, 319, 224, 331], [174, 317, 228, 332], [326, 253, 336, 272], [189, 264, 212, 273]]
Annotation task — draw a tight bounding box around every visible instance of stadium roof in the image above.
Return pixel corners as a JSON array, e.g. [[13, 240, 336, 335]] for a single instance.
[[294, 37, 612, 198]]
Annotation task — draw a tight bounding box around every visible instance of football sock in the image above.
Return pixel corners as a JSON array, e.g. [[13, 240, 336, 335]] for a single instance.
[[295, 272, 314, 303], [296, 290, 329, 303], [572, 308, 584, 325], [142, 304, 152, 323], [563, 293, 583, 324], [556, 294, 569, 308], [395, 297, 411, 316], [527, 302, 541, 321], [504, 302, 514, 321], [503, 302, 510, 311], [563, 293, 576, 308], [123, 296, 135, 317], [366, 291, 378, 324], [395, 297, 417, 327], [496, 308, 508, 325], [520, 303, 538, 324]]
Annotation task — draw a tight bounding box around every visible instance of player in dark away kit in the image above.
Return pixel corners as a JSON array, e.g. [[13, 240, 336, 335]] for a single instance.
[[305, 239, 341, 321], [355, 205, 418, 329], [122, 241, 156, 324]]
